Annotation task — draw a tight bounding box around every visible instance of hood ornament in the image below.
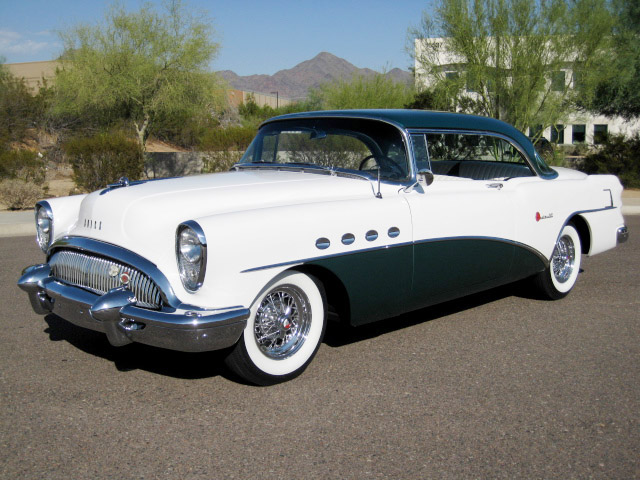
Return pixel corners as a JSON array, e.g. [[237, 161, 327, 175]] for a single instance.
[[100, 177, 133, 195], [109, 177, 130, 188]]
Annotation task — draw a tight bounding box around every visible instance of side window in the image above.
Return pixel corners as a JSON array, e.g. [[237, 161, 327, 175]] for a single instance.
[[410, 133, 430, 170], [424, 132, 533, 180]]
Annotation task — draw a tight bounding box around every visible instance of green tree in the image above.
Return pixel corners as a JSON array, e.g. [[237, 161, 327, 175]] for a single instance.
[[54, 0, 225, 152], [587, 0, 640, 119], [409, 0, 613, 134], [0, 58, 39, 145], [310, 73, 414, 110]]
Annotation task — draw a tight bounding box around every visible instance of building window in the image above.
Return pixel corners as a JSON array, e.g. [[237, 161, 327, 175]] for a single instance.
[[593, 124, 608, 144], [572, 70, 585, 90], [529, 125, 543, 139], [551, 71, 566, 92], [551, 125, 565, 144], [572, 124, 586, 144]]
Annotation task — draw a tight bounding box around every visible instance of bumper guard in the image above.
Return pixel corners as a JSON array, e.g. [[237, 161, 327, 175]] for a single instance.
[[18, 264, 249, 352]]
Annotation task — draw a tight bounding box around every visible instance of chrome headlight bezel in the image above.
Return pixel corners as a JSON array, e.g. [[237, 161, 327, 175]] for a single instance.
[[35, 201, 53, 253], [176, 221, 207, 292]]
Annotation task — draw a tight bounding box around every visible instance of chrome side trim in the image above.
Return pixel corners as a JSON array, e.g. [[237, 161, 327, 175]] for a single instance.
[[241, 241, 414, 273], [241, 235, 550, 274], [557, 207, 618, 249]]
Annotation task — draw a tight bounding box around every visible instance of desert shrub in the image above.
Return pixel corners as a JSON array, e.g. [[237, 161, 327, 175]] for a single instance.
[[63, 131, 143, 192], [199, 125, 256, 152], [0, 149, 46, 183], [0, 68, 37, 143], [0, 179, 44, 210], [201, 151, 244, 173], [582, 134, 640, 188]]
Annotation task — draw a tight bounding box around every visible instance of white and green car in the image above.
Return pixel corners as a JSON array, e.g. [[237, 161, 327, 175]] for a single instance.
[[19, 110, 628, 385]]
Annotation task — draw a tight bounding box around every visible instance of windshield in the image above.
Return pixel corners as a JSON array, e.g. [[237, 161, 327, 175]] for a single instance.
[[238, 118, 410, 181]]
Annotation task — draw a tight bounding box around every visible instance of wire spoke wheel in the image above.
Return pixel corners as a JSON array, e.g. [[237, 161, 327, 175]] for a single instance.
[[534, 223, 582, 300], [225, 271, 326, 385], [254, 285, 312, 359], [551, 234, 576, 283]]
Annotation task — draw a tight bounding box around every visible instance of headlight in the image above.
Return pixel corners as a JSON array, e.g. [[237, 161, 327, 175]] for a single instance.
[[176, 221, 207, 292], [35, 202, 53, 253]]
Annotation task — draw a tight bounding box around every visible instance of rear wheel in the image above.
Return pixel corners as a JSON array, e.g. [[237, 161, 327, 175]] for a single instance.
[[534, 224, 582, 299], [225, 271, 327, 385]]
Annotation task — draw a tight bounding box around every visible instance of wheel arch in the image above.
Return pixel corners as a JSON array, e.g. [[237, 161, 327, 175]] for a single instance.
[[290, 264, 351, 325], [567, 214, 591, 255]]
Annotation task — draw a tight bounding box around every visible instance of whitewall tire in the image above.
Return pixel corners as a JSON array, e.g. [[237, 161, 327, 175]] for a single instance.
[[225, 271, 327, 385], [534, 224, 582, 300]]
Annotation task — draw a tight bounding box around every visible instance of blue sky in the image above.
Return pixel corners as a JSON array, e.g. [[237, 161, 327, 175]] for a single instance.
[[0, 0, 432, 75]]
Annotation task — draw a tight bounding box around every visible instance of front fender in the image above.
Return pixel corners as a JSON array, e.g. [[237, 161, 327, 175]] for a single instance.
[[185, 195, 413, 310]]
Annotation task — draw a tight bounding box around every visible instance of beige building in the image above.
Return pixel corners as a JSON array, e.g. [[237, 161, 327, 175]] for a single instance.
[[415, 38, 640, 146], [227, 89, 293, 109], [5, 60, 59, 91]]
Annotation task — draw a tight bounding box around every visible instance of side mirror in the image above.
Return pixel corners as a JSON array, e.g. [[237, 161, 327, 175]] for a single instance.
[[417, 168, 434, 186]]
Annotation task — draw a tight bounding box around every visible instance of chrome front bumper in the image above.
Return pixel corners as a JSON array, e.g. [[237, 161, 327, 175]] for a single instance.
[[18, 264, 249, 352]]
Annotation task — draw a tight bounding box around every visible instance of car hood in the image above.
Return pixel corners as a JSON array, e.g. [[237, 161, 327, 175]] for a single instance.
[[69, 169, 375, 259]]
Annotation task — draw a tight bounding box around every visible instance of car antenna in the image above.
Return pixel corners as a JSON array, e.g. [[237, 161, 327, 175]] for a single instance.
[[376, 167, 382, 199]]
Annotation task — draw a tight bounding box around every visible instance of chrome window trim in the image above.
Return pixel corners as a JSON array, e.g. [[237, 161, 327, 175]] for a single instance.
[[406, 128, 558, 180], [243, 115, 416, 187]]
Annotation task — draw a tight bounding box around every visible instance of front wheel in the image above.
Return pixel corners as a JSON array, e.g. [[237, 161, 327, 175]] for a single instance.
[[225, 271, 327, 385], [534, 224, 582, 300]]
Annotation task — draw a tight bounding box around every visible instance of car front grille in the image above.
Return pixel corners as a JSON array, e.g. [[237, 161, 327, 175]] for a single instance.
[[49, 249, 163, 309]]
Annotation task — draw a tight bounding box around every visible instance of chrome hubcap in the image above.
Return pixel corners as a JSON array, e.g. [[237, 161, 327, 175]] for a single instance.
[[551, 234, 575, 283], [254, 285, 311, 359]]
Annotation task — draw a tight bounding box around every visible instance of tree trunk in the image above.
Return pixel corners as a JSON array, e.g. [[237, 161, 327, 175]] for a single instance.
[[134, 114, 151, 178]]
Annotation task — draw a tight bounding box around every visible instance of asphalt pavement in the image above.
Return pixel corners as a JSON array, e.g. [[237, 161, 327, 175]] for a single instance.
[[1, 216, 638, 479]]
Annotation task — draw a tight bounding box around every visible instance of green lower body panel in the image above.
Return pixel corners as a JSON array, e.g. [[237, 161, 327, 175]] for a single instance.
[[309, 238, 547, 326], [309, 245, 413, 326]]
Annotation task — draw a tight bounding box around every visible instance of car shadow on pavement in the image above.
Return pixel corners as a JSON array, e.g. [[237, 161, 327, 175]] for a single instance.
[[39, 277, 547, 379], [323, 279, 535, 348], [42, 314, 231, 380]]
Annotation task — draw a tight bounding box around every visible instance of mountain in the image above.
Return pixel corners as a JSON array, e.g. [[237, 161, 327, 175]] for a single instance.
[[218, 52, 412, 100]]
